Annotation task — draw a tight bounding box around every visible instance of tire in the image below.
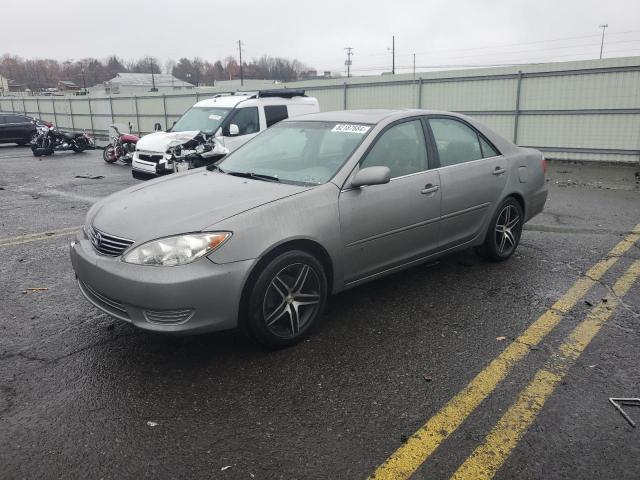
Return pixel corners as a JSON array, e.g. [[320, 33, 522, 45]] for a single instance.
[[241, 250, 328, 349], [103, 144, 117, 163], [72, 137, 88, 153], [478, 197, 524, 262]]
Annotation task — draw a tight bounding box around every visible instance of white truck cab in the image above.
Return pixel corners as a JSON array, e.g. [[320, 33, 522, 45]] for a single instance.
[[132, 89, 319, 179]]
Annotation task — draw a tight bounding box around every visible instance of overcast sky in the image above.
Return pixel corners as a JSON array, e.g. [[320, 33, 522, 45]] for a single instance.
[[2, 0, 640, 75]]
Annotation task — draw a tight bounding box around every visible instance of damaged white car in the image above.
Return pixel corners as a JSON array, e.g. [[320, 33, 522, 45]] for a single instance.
[[132, 89, 319, 179]]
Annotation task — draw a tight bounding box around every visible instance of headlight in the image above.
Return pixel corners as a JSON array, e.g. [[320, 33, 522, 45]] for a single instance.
[[122, 232, 231, 266]]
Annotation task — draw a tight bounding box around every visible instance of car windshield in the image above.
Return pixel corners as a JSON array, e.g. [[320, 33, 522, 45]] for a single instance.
[[170, 107, 230, 134], [217, 121, 373, 185]]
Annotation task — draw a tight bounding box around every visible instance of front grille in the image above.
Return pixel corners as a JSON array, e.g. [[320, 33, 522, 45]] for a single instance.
[[78, 280, 130, 321], [144, 308, 194, 325], [137, 153, 164, 163], [87, 224, 134, 256]]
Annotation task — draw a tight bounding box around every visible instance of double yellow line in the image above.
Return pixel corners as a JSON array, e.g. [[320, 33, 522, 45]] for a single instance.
[[371, 223, 640, 480], [0, 226, 80, 248]]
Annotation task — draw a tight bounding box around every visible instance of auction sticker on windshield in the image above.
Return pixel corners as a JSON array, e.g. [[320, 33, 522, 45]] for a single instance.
[[331, 124, 371, 134]]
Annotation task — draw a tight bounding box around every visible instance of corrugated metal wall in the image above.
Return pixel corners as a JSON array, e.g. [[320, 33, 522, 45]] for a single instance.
[[2, 56, 639, 163]]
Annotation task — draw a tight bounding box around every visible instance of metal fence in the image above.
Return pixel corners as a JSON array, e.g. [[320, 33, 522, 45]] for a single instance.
[[2, 56, 640, 163]]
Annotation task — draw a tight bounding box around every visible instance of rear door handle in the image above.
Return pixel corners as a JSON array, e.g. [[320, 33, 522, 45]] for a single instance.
[[421, 184, 440, 194], [493, 167, 506, 175]]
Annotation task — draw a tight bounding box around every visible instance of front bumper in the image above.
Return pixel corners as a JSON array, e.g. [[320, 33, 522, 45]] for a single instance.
[[70, 235, 254, 334]]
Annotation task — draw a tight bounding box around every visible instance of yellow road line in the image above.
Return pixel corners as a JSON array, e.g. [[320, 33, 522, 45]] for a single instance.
[[0, 226, 81, 247], [370, 224, 640, 480], [451, 259, 640, 480]]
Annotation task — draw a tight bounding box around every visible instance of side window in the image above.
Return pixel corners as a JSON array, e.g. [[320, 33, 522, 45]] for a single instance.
[[7, 115, 28, 124], [360, 119, 428, 178], [264, 105, 288, 128], [429, 118, 482, 167], [479, 136, 499, 158], [228, 107, 259, 135], [0, 115, 6, 125]]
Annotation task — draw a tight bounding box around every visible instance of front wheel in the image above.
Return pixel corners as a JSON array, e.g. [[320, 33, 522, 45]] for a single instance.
[[103, 144, 117, 163], [478, 197, 523, 262], [242, 250, 328, 349]]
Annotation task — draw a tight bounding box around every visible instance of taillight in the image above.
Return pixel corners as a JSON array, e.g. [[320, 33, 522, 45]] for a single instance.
[[541, 157, 547, 175]]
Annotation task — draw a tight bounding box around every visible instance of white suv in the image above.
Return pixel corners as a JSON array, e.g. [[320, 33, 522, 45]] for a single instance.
[[132, 89, 319, 179]]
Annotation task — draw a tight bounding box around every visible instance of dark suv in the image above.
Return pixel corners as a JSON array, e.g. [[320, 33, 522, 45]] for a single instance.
[[0, 113, 38, 146]]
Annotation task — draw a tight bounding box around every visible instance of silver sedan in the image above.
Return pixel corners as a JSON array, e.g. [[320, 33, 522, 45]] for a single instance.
[[70, 109, 547, 348]]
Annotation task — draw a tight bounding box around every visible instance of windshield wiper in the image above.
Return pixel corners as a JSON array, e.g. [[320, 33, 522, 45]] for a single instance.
[[225, 171, 280, 182]]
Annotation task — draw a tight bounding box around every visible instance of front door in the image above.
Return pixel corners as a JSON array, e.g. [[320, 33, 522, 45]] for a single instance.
[[339, 118, 441, 284], [221, 106, 260, 153], [427, 116, 507, 248]]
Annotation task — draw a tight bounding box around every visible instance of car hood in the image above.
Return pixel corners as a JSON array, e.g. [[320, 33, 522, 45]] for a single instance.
[[136, 131, 201, 153], [90, 170, 312, 242]]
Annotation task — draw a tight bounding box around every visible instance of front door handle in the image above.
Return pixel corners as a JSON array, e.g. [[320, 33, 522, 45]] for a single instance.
[[493, 167, 506, 176], [421, 184, 440, 194]]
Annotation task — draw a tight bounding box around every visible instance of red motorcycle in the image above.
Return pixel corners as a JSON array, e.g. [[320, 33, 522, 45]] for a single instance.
[[103, 124, 139, 164]]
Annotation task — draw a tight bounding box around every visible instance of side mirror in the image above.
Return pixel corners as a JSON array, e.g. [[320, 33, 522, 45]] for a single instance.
[[228, 124, 240, 136], [350, 166, 391, 188], [154, 122, 162, 132]]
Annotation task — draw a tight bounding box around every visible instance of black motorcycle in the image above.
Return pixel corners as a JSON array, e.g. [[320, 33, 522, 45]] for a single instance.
[[31, 126, 95, 157]]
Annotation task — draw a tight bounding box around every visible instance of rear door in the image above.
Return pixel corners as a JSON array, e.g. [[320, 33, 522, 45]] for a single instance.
[[0, 115, 9, 141], [7, 114, 33, 141], [426, 116, 506, 249], [339, 118, 441, 284]]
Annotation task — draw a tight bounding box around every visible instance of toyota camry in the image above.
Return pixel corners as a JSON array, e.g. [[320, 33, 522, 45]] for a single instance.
[[70, 109, 547, 348]]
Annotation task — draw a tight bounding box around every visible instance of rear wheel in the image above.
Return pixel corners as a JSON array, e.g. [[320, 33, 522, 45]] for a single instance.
[[478, 197, 523, 262], [242, 250, 327, 349], [71, 137, 89, 153]]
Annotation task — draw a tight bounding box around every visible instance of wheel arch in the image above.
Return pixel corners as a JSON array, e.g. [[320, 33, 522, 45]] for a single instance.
[[238, 238, 335, 318]]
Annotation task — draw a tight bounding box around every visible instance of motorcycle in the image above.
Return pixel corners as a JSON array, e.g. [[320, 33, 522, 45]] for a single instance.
[[32, 126, 95, 157], [102, 125, 140, 164], [103, 124, 139, 164]]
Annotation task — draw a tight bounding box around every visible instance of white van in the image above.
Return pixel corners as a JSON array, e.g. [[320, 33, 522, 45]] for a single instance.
[[132, 89, 319, 179]]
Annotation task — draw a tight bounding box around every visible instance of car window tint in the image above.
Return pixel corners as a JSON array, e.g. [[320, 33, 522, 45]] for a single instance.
[[264, 105, 288, 128], [229, 107, 259, 135], [479, 135, 499, 158], [7, 115, 28, 123], [429, 118, 482, 167], [360, 119, 428, 178]]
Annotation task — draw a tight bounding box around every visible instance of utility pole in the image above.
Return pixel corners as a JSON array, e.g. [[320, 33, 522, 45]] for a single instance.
[[238, 40, 244, 86], [150, 58, 157, 92], [392, 35, 395, 75], [80, 63, 87, 93], [599, 24, 608, 59], [387, 36, 396, 74], [344, 47, 354, 78], [412, 53, 416, 81]]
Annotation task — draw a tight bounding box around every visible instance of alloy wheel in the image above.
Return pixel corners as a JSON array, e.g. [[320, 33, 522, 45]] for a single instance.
[[494, 204, 521, 256], [262, 263, 321, 338]]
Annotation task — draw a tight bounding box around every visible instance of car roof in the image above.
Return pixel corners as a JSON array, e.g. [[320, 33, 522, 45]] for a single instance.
[[194, 93, 317, 109], [284, 108, 464, 125], [194, 95, 253, 108]]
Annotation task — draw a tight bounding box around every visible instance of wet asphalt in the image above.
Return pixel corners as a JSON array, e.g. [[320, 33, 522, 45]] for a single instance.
[[0, 145, 639, 480]]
